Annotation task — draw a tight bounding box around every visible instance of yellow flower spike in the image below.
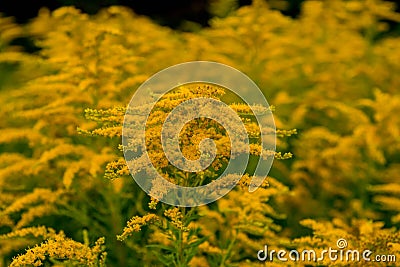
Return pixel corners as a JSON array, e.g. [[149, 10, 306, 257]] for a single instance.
[[117, 214, 159, 241], [9, 233, 107, 267], [164, 207, 187, 231], [0, 226, 57, 240]]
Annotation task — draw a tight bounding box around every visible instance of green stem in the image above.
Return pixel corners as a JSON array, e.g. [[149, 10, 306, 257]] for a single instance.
[[105, 187, 127, 267], [219, 229, 238, 267], [178, 207, 187, 267]]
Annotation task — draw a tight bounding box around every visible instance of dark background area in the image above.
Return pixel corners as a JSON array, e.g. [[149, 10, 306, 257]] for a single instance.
[[0, 0, 305, 28], [1, 0, 400, 30], [1, 0, 399, 54]]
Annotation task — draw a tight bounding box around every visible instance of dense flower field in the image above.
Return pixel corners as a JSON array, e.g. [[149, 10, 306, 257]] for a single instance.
[[0, 0, 400, 266]]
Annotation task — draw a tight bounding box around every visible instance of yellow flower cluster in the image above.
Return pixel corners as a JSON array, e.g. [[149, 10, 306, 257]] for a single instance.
[[10, 235, 106, 267], [86, 82, 293, 192], [104, 158, 130, 180], [0, 226, 57, 240], [0, 227, 106, 266], [117, 214, 159, 241], [164, 207, 186, 230], [143, 83, 231, 177]]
